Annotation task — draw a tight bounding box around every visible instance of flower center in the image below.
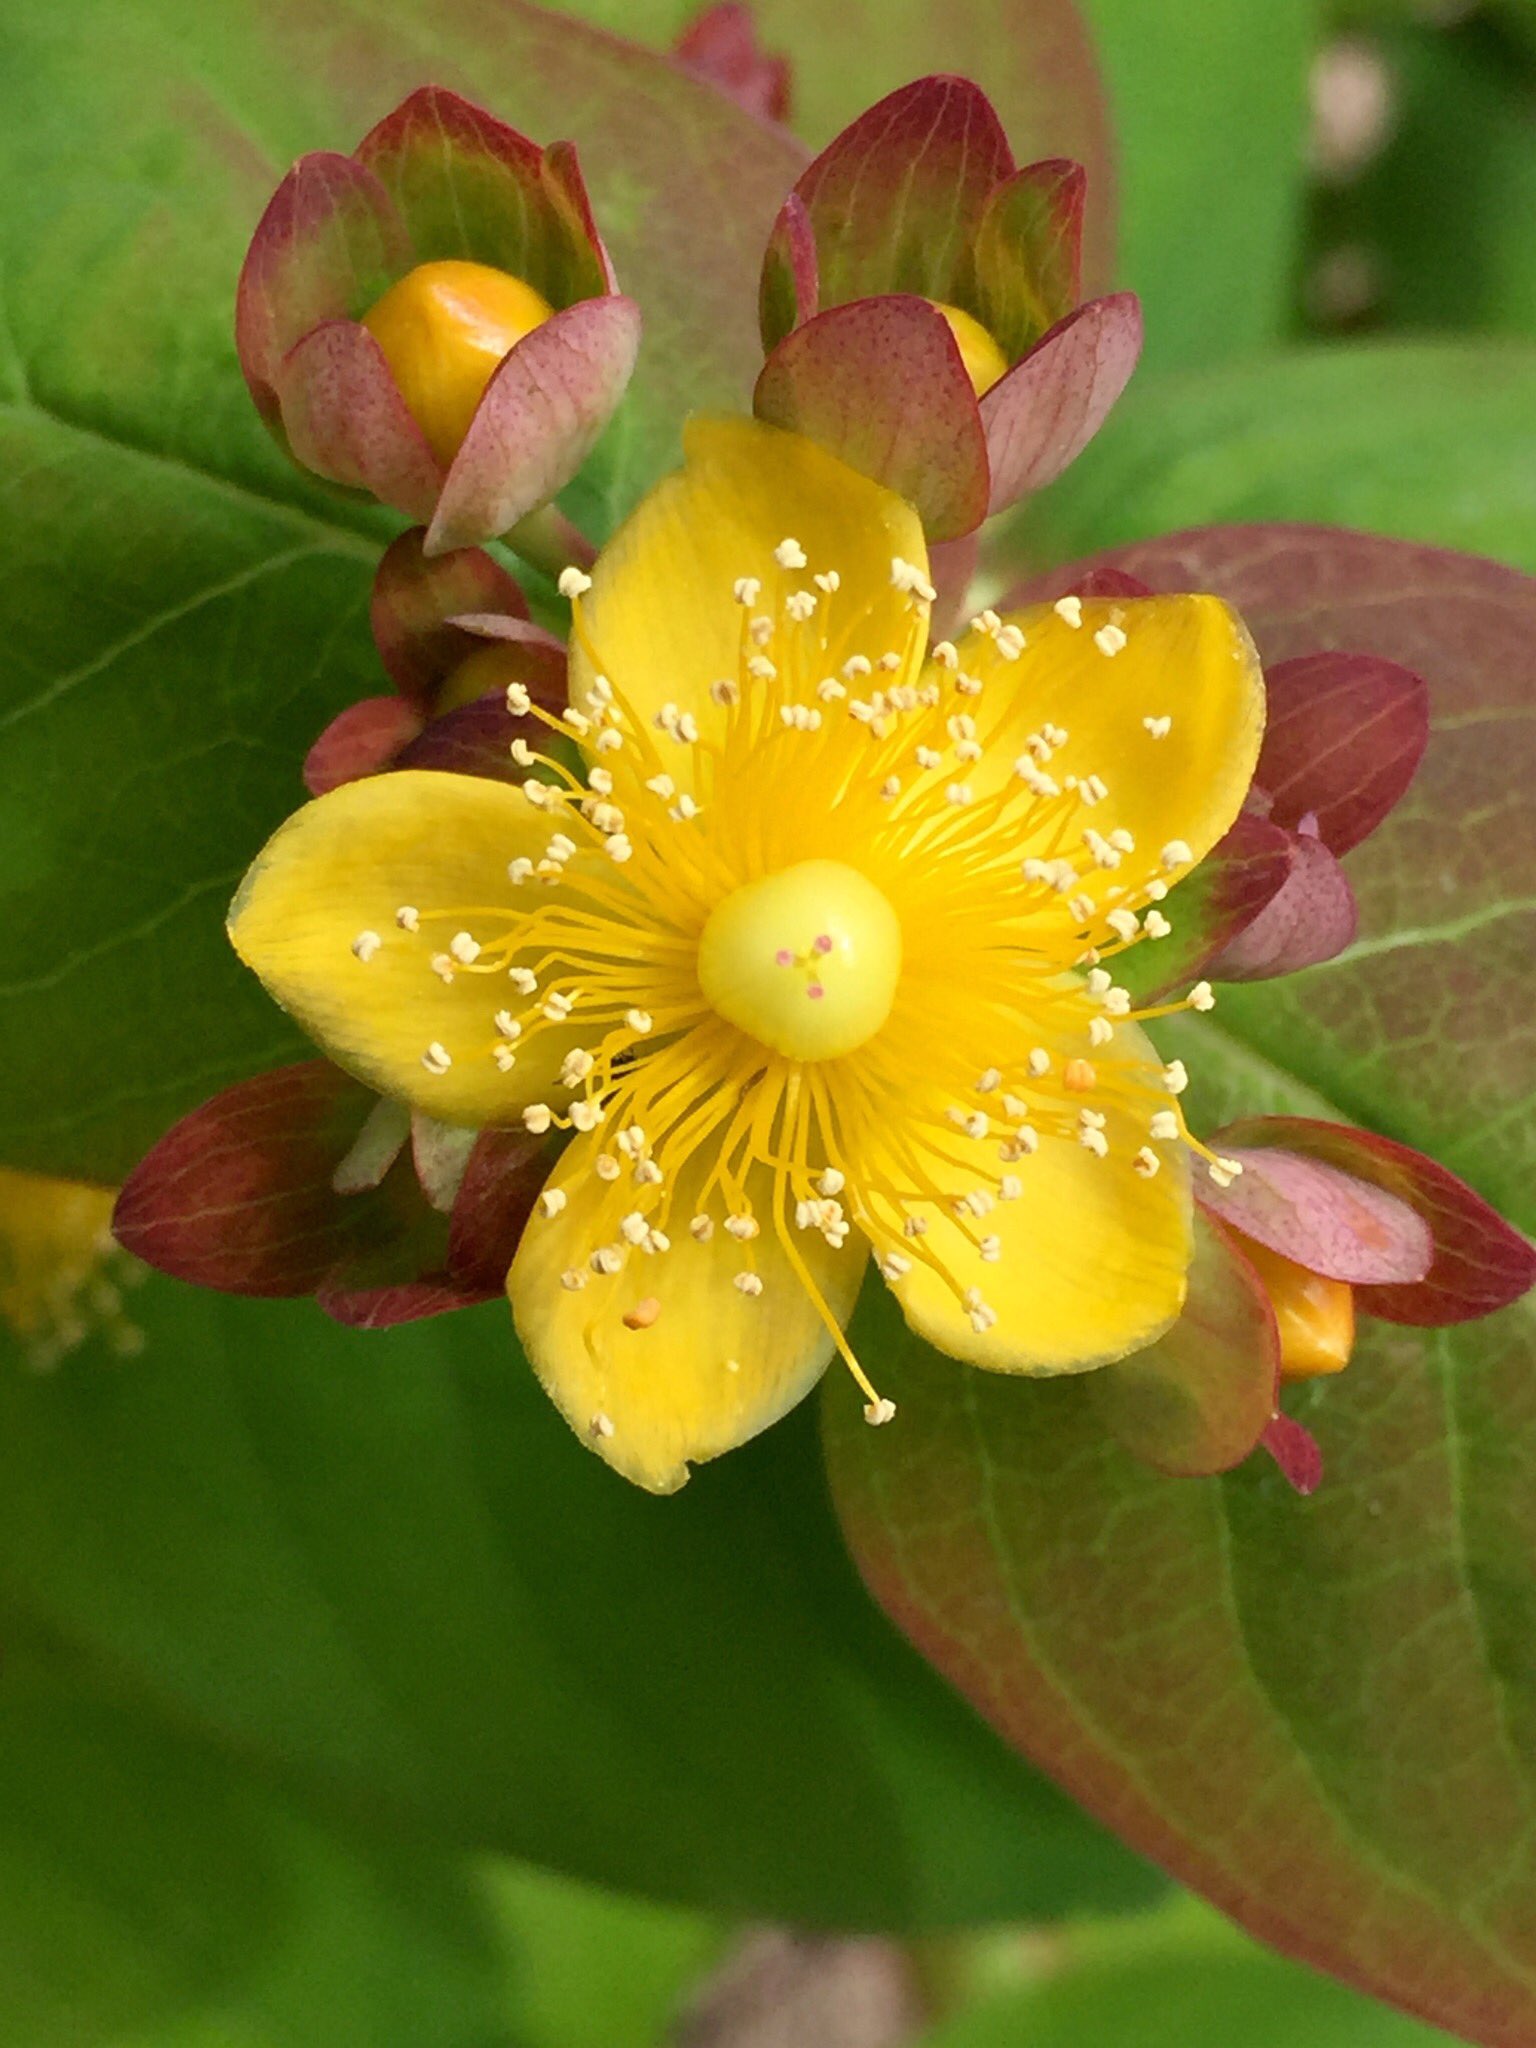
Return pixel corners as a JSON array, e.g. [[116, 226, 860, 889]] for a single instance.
[[697, 859, 902, 1061], [361, 258, 554, 465]]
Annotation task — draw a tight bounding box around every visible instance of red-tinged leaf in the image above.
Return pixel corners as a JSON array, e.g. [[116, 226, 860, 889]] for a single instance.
[[276, 318, 442, 521], [754, 296, 990, 540], [675, 3, 792, 125], [425, 295, 643, 555], [303, 695, 425, 796], [1197, 1146, 1433, 1286], [823, 1281, 1536, 2046], [758, 190, 819, 350], [354, 85, 608, 308], [788, 76, 1015, 310], [1205, 830, 1359, 982], [447, 1127, 547, 1292], [1259, 652, 1430, 856], [234, 151, 407, 426], [1001, 528, 1536, 1230], [1261, 1411, 1323, 1495], [972, 158, 1084, 361], [1214, 1118, 1536, 1327], [979, 294, 1141, 513], [371, 527, 529, 711], [1116, 812, 1295, 1002], [1088, 1211, 1279, 1477], [113, 1064, 382, 1297]]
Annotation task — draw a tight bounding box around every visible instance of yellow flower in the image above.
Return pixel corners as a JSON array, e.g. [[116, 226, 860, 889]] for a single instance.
[[0, 1167, 142, 1368], [230, 420, 1264, 1491]]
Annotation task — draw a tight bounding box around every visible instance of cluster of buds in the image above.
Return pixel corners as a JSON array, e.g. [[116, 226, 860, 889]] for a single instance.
[[236, 86, 641, 555]]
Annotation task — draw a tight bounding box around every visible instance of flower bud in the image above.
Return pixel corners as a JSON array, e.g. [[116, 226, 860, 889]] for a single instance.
[[362, 259, 555, 466], [1239, 1235, 1356, 1381]]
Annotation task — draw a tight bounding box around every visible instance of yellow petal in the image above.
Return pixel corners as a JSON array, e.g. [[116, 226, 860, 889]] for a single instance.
[[942, 594, 1264, 924], [571, 417, 929, 761], [509, 1138, 865, 1492], [852, 1018, 1192, 1374], [228, 770, 581, 1127]]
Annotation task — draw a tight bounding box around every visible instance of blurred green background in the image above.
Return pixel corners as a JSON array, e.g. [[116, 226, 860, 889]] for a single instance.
[[4, 0, 1535, 2039]]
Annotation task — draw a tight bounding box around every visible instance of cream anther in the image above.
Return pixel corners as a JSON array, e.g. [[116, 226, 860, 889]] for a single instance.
[[351, 929, 382, 963], [774, 537, 808, 569], [1053, 595, 1084, 628], [395, 905, 420, 931], [421, 1041, 452, 1074], [557, 566, 593, 598], [1094, 623, 1127, 657]]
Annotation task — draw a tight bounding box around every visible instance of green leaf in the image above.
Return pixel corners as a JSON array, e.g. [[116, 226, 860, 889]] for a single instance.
[[919, 1897, 1450, 2047], [485, 1862, 719, 2048], [1321, 20, 1536, 341], [1078, 0, 1319, 369], [0, 1638, 518, 2048], [1015, 342, 1536, 573], [823, 526, 1536, 2041], [0, 0, 807, 1180], [0, 1276, 1161, 1931]]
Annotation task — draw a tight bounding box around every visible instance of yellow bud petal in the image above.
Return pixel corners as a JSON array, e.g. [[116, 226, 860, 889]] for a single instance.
[[929, 299, 1011, 397], [1238, 1234, 1357, 1382], [362, 259, 554, 465]]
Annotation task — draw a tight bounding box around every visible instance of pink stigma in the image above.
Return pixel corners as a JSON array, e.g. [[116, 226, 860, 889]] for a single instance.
[[813, 933, 834, 955], [807, 984, 825, 1000], [774, 948, 794, 967]]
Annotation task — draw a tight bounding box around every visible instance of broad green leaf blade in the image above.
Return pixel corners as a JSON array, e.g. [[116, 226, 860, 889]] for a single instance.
[[0, 1277, 1161, 1931], [0, 1641, 517, 2048], [0, 423, 376, 1180], [919, 1897, 1450, 2048], [824, 526, 1536, 2042], [0, 0, 807, 1181], [484, 1863, 719, 2048], [1078, 0, 1317, 370], [1014, 343, 1536, 574], [826, 1282, 1536, 2045]]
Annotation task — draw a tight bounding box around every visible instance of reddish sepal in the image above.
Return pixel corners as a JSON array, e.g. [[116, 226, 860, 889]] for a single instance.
[[1258, 652, 1430, 857], [755, 295, 991, 541], [979, 293, 1142, 512], [1213, 1117, 1536, 1326], [304, 696, 426, 796]]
